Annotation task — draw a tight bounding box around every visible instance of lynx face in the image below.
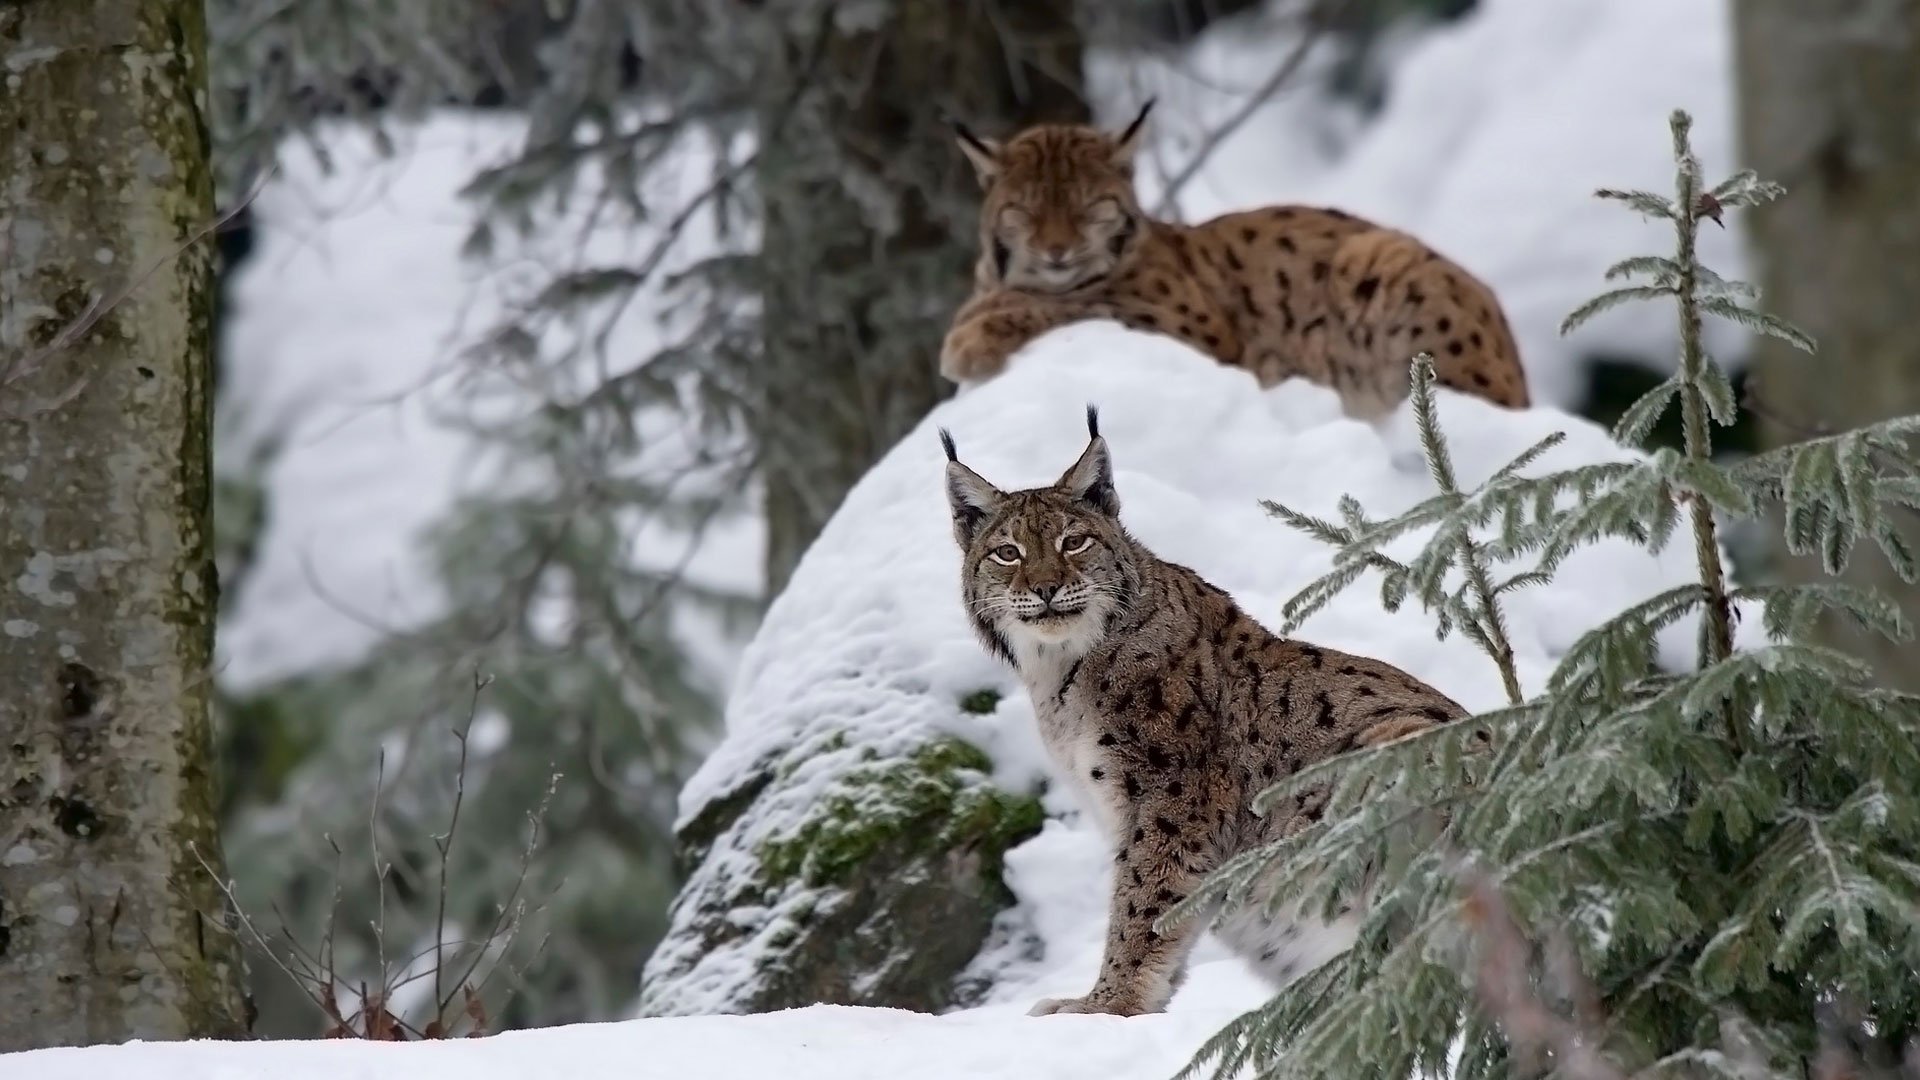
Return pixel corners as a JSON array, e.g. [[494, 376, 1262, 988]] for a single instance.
[[954, 105, 1154, 295], [940, 410, 1141, 658]]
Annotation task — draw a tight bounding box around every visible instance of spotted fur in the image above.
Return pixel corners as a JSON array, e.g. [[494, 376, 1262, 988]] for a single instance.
[[943, 105, 1531, 419], [939, 407, 1472, 1017]]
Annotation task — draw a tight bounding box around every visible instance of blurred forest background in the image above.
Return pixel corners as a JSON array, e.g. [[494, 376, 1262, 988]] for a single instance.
[[30, 0, 1900, 1040], [204, 0, 1492, 1034]]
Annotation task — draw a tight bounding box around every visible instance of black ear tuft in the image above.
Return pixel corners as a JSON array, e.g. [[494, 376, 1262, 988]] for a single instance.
[[952, 120, 994, 159], [1057, 415, 1119, 518], [1117, 99, 1156, 146], [939, 427, 959, 462]]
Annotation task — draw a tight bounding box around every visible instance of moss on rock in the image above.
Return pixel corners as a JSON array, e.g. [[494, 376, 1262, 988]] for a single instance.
[[759, 737, 1040, 888], [641, 730, 1044, 1016]]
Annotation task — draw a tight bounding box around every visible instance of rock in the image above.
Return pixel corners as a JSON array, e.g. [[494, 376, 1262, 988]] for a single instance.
[[639, 734, 1040, 1016]]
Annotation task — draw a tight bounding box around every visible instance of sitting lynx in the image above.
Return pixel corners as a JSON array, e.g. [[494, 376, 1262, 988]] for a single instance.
[[940, 406, 1469, 1016], [942, 103, 1531, 419]]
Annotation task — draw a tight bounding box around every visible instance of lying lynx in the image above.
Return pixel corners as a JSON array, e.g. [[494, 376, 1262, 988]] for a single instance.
[[942, 103, 1531, 419], [940, 406, 1468, 1016]]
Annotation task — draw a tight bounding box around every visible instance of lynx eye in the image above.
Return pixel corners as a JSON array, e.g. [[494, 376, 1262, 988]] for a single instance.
[[1061, 533, 1094, 555], [989, 544, 1022, 565]]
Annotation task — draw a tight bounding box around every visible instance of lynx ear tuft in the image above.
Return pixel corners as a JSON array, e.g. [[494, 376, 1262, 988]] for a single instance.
[[943, 430, 1006, 547], [1111, 99, 1154, 169], [1058, 414, 1118, 518], [951, 119, 1001, 185]]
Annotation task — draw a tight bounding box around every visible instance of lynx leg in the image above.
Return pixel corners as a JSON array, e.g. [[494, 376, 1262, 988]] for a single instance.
[[1031, 800, 1207, 1017]]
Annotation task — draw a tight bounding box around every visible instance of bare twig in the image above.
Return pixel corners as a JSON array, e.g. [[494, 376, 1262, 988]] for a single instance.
[[437, 767, 561, 1020], [1742, 373, 1835, 441], [369, 751, 391, 1009], [1152, 0, 1347, 219], [432, 669, 492, 1026], [188, 841, 341, 1024]]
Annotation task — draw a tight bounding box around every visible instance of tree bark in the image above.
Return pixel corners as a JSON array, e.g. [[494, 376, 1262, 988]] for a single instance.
[[1734, 0, 1920, 690], [0, 0, 247, 1048], [749, 0, 1087, 596]]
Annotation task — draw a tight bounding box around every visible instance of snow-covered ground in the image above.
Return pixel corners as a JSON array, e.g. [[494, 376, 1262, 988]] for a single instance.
[[2, 1002, 1249, 1080]]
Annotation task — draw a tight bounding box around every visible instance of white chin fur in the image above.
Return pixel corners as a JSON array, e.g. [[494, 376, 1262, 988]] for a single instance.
[[1004, 610, 1104, 656], [1015, 265, 1097, 293]]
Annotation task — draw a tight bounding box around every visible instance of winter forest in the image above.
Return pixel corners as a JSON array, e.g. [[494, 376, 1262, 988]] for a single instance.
[[5, 0, 1920, 1076]]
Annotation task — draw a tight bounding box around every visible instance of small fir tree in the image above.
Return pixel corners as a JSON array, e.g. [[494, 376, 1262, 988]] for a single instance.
[[1180, 110, 1920, 1080]]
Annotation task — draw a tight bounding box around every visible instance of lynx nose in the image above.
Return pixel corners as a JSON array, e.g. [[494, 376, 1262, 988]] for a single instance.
[[1042, 245, 1071, 265], [1032, 584, 1060, 606]]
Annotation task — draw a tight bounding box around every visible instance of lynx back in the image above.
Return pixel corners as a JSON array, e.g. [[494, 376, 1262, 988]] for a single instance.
[[942, 106, 1531, 419]]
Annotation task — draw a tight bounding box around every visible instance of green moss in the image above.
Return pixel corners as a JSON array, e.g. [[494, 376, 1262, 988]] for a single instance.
[[958, 689, 1002, 715], [758, 737, 1042, 888]]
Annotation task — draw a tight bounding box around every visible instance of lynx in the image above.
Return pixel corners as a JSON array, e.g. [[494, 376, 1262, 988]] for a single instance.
[[940, 406, 1469, 1016], [942, 104, 1531, 419]]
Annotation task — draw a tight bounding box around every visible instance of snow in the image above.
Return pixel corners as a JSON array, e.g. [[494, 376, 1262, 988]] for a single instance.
[[41, 323, 1768, 1078], [655, 321, 1761, 1016], [2, 1002, 1251, 1080], [164, 0, 1765, 1071]]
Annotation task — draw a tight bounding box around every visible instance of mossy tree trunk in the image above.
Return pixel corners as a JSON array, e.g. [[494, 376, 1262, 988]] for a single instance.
[[1734, 0, 1920, 690], [750, 0, 1087, 595], [0, 0, 246, 1048]]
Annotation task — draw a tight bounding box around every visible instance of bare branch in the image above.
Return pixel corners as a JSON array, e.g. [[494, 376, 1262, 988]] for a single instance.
[[433, 669, 492, 1028], [1152, 0, 1348, 219]]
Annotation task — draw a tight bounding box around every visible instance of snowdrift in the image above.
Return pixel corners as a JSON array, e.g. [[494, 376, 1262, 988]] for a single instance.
[[643, 321, 1748, 1021]]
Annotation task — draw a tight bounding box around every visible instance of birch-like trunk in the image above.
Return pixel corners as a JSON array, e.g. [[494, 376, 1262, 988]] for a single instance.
[[0, 0, 246, 1048], [1734, 0, 1920, 690]]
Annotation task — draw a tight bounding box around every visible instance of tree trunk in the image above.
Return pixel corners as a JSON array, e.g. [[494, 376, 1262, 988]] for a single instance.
[[0, 0, 247, 1048], [750, 0, 1087, 596], [1734, 0, 1920, 690]]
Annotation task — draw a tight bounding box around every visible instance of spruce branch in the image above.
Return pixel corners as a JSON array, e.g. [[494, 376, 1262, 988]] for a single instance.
[[1191, 105, 1920, 1080], [1265, 356, 1532, 704], [1665, 110, 1738, 676], [1408, 358, 1524, 705]]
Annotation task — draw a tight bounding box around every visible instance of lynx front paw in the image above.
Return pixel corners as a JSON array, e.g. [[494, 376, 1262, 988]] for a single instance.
[[1027, 992, 1150, 1017], [939, 324, 1010, 384]]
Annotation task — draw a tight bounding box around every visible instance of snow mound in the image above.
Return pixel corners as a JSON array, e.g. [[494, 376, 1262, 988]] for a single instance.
[[1, 1002, 1247, 1080], [656, 320, 1752, 1016]]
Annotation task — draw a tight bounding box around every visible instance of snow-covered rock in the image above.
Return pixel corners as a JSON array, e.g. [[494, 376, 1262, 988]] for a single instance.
[[640, 321, 1747, 1016]]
